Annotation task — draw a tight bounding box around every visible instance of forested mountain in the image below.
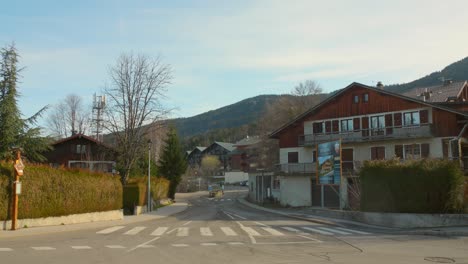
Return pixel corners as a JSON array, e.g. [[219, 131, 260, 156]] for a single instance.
[[385, 57, 468, 93]]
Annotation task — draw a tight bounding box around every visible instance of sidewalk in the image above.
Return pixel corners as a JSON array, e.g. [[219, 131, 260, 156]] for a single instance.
[[238, 198, 468, 236], [0, 192, 194, 239]]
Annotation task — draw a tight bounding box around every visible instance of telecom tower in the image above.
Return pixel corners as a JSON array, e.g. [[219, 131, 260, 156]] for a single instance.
[[92, 94, 106, 142]]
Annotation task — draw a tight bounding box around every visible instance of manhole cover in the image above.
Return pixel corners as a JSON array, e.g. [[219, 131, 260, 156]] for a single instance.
[[424, 257, 455, 263]]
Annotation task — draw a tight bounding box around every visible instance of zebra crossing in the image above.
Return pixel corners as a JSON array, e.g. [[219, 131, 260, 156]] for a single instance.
[[96, 225, 372, 237]]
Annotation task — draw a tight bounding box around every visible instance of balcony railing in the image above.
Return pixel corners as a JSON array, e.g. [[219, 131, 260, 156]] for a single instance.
[[275, 162, 316, 175], [298, 124, 434, 146]]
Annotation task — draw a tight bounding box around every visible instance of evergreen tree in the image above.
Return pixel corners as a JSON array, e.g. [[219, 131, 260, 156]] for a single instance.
[[0, 44, 50, 161], [157, 128, 187, 200]]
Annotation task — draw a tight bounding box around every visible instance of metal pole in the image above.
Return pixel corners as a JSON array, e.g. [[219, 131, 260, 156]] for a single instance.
[[11, 150, 21, 230], [147, 142, 151, 212]]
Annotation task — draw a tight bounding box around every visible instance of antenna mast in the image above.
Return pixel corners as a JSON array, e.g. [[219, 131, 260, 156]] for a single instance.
[[92, 93, 106, 142]]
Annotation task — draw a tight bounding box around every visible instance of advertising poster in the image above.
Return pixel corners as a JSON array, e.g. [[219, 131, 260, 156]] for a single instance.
[[317, 140, 341, 185]]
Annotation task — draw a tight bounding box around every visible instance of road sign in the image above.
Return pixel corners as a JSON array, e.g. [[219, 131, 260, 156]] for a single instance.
[[14, 159, 24, 176]]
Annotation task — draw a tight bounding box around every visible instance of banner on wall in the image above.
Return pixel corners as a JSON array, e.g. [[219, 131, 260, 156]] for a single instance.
[[317, 140, 341, 185]]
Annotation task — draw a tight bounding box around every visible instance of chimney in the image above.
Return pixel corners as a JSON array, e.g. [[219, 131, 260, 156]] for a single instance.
[[376, 81, 384, 89]]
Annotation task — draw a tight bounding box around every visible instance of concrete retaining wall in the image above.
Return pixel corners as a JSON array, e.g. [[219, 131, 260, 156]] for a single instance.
[[302, 208, 468, 228], [2, 210, 123, 230]]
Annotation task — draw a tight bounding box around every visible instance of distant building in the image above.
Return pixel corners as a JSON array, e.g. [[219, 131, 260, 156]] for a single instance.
[[44, 133, 117, 173], [201, 142, 235, 172], [229, 136, 261, 172], [186, 146, 207, 167]]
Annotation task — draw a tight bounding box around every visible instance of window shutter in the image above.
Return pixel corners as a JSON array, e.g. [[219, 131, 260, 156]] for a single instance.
[[325, 121, 331, 133], [420, 110, 429, 124], [394, 113, 402, 127], [371, 147, 377, 160], [353, 118, 360, 131], [313, 123, 319, 134], [361, 117, 369, 137], [421, 143, 430, 158], [395, 145, 403, 158], [385, 114, 393, 135], [332, 120, 339, 133]]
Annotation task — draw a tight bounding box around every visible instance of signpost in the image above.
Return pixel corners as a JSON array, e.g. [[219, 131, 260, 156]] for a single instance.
[[11, 149, 24, 230]]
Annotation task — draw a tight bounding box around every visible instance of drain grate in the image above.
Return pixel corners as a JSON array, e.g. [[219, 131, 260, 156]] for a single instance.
[[424, 257, 455, 263]]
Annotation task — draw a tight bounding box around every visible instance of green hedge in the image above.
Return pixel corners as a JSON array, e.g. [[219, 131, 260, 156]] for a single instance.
[[123, 177, 169, 212], [360, 159, 465, 213], [0, 163, 122, 221]]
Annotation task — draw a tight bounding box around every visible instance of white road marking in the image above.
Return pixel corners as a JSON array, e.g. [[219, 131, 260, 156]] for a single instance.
[[335, 227, 371, 235], [317, 227, 352, 235], [223, 211, 235, 219], [227, 242, 244, 245], [297, 234, 323, 243], [201, 243, 217, 246], [301, 227, 334, 235], [32, 247, 56, 251], [236, 221, 257, 244], [231, 213, 247, 220], [0, 248, 13, 252], [127, 237, 160, 252], [262, 227, 285, 236], [254, 221, 268, 227], [282, 227, 300, 232], [106, 245, 126, 249], [227, 199, 232, 201], [221, 227, 237, 236], [124, 226, 147, 235], [172, 244, 189, 247], [96, 226, 125, 234], [177, 227, 189, 236], [242, 226, 261, 236], [151, 227, 168, 236], [138, 245, 156, 248], [200, 227, 213, 236], [182, 221, 192, 226], [71, 246, 92, 250], [220, 199, 224, 201]]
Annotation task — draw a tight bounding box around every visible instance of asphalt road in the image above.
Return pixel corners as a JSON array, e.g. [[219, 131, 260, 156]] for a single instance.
[[1, 188, 467, 264]]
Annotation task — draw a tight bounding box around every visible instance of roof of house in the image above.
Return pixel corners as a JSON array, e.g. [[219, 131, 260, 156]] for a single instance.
[[270, 82, 468, 138], [402, 81, 467, 103], [53, 133, 101, 146], [195, 146, 206, 152], [234, 136, 261, 147], [211, 141, 235, 152]]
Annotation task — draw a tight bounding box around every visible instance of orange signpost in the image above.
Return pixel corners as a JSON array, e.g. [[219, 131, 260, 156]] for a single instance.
[[11, 149, 24, 231]]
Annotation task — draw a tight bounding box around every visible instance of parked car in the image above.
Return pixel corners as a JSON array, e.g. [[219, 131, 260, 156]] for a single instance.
[[208, 185, 223, 198]]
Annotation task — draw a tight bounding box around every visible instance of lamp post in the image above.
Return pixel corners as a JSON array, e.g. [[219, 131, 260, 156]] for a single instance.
[[147, 139, 152, 212]]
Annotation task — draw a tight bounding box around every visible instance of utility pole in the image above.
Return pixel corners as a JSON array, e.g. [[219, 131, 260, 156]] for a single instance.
[[147, 140, 152, 212], [11, 148, 24, 230]]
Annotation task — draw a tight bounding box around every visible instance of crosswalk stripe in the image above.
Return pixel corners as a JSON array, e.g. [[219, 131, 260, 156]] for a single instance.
[[200, 227, 213, 236], [227, 242, 244, 245], [0, 248, 13, 252], [301, 227, 334, 235], [177, 227, 189, 236], [106, 245, 126, 249], [124, 226, 147, 235], [317, 227, 351, 235], [242, 226, 261, 236], [71, 246, 92, 250], [282, 227, 300, 233], [262, 227, 285, 236], [335, 227, 371, 235], [32, 247, 56, 251], [151, 227, 168, 236], [221, 227, 237, 236], [172, 244, 189, 247], [97, 226, 125, 234], [201, 243, 217, 246]]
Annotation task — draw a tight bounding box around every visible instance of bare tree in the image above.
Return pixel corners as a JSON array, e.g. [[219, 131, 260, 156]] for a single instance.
[[104, 53, 172, 184], [47, 94, 90, 138], [256, 80, 324, 169]]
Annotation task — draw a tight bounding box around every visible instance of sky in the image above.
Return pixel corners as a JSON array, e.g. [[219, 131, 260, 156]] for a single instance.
[[1, 0, 468, 126]]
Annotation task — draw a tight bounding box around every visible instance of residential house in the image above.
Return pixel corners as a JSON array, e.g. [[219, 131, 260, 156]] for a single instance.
[[229, 136, 261, 172], [202, 142, 235, 173], [186, 146, 207, 167], [256, 81, 468, 208], [44, 133, 117, 173]]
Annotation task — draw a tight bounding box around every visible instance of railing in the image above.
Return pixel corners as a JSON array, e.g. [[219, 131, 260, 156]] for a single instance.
[[275, 162, 316, 175], [298, 124, 434, 146]]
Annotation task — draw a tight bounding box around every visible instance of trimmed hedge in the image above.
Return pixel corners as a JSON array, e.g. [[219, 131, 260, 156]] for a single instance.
[[0, 163, 122, 221], [123, 177, 169, 212], [360, 159, 465, 213]]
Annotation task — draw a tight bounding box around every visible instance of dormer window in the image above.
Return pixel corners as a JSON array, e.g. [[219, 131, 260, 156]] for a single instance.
[[353, 95, 359, 104], [363, 93, 369, 103]]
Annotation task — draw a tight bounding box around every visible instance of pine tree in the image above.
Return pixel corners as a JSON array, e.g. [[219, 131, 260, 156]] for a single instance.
[[157, 128, 187, 200], [0, 44, 50, 161]]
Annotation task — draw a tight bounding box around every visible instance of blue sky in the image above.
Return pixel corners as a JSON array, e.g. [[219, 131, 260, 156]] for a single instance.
[[2, 0, 468, 126]]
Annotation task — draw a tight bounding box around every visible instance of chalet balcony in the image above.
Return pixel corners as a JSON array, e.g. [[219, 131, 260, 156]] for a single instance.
[[274, 162, 316, 175], [298, 124, 434, 146]]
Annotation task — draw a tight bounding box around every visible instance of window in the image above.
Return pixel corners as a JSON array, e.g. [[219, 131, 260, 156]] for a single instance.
[[76, 144, 86, 154], [340, 119, 353, 132], [403, 111, 420, 126], [313, 122, 325, 134], [273, 176, 281, 189], [353, 95, 359, 103], [370, 115, 385, 135], [363, 93, 369, 102], [287, 152, 299, 163], [404, 144, 421, 159], [371, 146, 385, 160]]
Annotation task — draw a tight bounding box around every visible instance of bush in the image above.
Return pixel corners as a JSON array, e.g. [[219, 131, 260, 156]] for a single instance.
[[0, 163, 122, 221], [123, 176, 169, 213], [360, 159, 465, 213]]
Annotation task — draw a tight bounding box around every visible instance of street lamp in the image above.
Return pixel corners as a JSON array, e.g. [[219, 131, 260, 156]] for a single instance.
[[147, 139, 152, 212]]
